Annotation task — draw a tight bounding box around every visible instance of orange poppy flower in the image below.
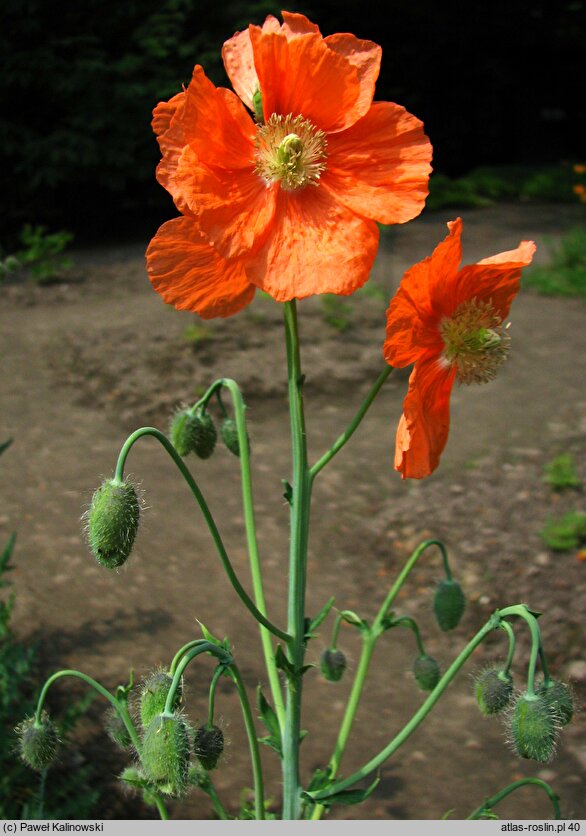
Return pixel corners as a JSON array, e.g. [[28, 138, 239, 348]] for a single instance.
[[146, 11, 432, 318], [384, 218, 536, 479]]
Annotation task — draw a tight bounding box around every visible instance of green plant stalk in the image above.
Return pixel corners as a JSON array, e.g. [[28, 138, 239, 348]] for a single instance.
[[310, 366, 392, 479], [467, 778, 561, 820], [164, 643, 231, 715], [308, 611, 501, 803], [392, 616, 426, 655], [153, 795, 169, 821], [203, 780, 229, 820], [194, 379, 286, 733], [310, 538, 451, 820], [207, 665, 225, 728], [169, 640, 208, 675], [34, 669, 141, 753], [282, 300, 312, 820], [113, 426, 288, 643], [501, 620, 516, 674], [227, 663, 265, 821], [498, 605, 542, 696]]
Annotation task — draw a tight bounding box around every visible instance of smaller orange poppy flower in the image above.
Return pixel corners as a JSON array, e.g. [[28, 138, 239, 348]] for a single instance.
[[383, 218, 536, 479]]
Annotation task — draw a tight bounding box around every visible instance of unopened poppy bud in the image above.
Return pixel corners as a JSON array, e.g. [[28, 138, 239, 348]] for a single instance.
[[320, 649, 347, 682], [413, 654, 441, 691], [475, 668, 513, 715], [538, 679, 574, 726], [140, 671, 182, 729], [105, 707, 132, 749], [119, 766, 146, 792], [86, 478, 140, 569], [170, 409, 217, 459], [16, 713, 59, 771], [510, 693, 557, 762], [221, 418, 248, 457], [194, 724, 224, 770], [141, 714, 190, 796], [433, 579, 466, 631]]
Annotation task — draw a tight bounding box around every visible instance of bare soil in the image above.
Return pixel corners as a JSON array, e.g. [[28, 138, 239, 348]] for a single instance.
[[1, 204, 585, 820]]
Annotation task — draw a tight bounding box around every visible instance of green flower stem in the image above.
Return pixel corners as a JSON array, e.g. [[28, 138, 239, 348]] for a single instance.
[[113, 426, 289, 644], [164, 643, 231, 716], [309, 366, 392, 479], [330, 612, 344, 650], [498, 605, 542, 696], [153, 794, 169, 821], [226, 663, 266, 821], [375, 539, 450, 625], [207, 665, 225, 728], [194, 379, 286, 734], [539, 645, 552, 685], [283, 300, 312, 820], [392, 616, 426, 655], [203, 779, 230, 821], [35, 669, 141, 753], [501, 620, 516, 675], [169, 640, 208, 675], [310, 539, 451, 820], [308, 611, 501, 803], [467, 777, 561, 820]]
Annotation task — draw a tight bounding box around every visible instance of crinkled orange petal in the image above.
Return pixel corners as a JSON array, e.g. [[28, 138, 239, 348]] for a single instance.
[[153, 93, 187, 203], [281, 11, 321, 35], [245, 187, 379, 301], [395, 355, 456, 479], [324, 102, 432, 224], [146, 217, 255, 319], [174, 146, 277, 258], [453, 240, 536, 319], [249, 25, 365, 132], [323, 34, 381, 125]]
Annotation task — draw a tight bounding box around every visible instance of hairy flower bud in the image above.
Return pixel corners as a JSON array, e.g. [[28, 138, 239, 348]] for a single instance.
[[105, 707, 132, 749], [119, 766, 147, 792], [16, 713, 59, 771], [510, 693, 558, 762], [141, 714, 190, 796], [413, 654, 441, 691], [475, 668, 514, 715], [139, 672, 182, 729], [433, 579, 466, 631], [538, 679, 574, 727], [320, 649, 347, 682], [170, 408, 217, 459], [194, 724, 224, 771], [86, 478, 140, 569], [221, 418, 242, 457]]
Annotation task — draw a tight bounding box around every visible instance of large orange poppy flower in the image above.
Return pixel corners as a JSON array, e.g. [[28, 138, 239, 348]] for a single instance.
[[146, 11, 432, 318], [384, 218, 536, 479]]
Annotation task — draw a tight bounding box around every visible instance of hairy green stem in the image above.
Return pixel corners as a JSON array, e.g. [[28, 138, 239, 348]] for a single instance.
[[153, 795, 169, 821], [499, 605, 542, 696], [282, 301, 312, 820], [467, 778, 561, 820], [310, 367, 392, 479], [500, 620, 516, 674], [227, 663, 265, 820], [207, 665, 225, 728], [113, 426, 289, 643]]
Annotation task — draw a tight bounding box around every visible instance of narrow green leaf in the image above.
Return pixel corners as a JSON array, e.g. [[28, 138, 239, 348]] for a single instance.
[[257, 686, 281, 745], [275, 645, 295, 679], [315, 775, 380, 808], [197, 620, 222, 646], [308, 597, 335, 634], [307, 767, 331, 792]]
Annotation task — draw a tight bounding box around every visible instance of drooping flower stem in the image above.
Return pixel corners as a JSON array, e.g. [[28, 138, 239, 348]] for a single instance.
[[282, 300, 312, 820], [498, 605, 542, 696], [467, 778, 561, 820]]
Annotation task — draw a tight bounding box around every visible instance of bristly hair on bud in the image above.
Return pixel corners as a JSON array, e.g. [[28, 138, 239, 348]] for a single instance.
[[194, 724, 224, 771], [84, 477, 141, 569], [105, 707, 132, 749], [320, 648, 347, 682], [538, 679, 574, 727], [413, 654, 441, 691], [141, 713, 191, 797], [508, 692, 559, 762], [169, 407, 217, 459], [16, 713, 60, 771], [475, 667, 514, 715], [221, 418, 249, 458], [138, 670, 183, 729], [433, 579, 466, 631]]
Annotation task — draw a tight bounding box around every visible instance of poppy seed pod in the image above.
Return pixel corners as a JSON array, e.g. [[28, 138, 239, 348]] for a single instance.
[[105, 707, 132, 749], [413, 654, 441, 691], [320, 649, 347, 682], [538, 679, 574, 727], [86, 478, 140, 569], [141, 714, 191, 796], [16, 713, 60, 771], [194, 724, 224, 771], [139, 671, 182, 729], [475, 668, 514, 715], [433, 579, 466, 631], [170, 408, 217, 459], [510, 693, 558, 762]]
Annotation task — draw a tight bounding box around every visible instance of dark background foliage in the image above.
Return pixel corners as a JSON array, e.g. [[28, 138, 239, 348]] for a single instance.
[[2, 0, 584, 242]]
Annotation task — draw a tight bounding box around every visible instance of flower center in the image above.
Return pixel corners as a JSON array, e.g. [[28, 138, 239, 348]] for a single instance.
[[255, 114, 327, 191], [439, 298, 510, 385]]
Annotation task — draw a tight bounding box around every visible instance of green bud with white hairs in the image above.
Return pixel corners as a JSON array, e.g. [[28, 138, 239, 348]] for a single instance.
[[86, 478, 140, 569], [16, 713, 60, 771], [139, 671, 182, 729], [510, 692, 558, 762], [141, 714, 191, 797]]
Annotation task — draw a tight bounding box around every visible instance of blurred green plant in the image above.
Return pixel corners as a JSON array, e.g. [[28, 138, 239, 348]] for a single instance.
[[543, 454, 582, 491], [0, 439, 99, 819], [540, 512, 586, 552], [182, 323, 213, 345], [0, 225, 74, 286], [523, 228, 586, 298]]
